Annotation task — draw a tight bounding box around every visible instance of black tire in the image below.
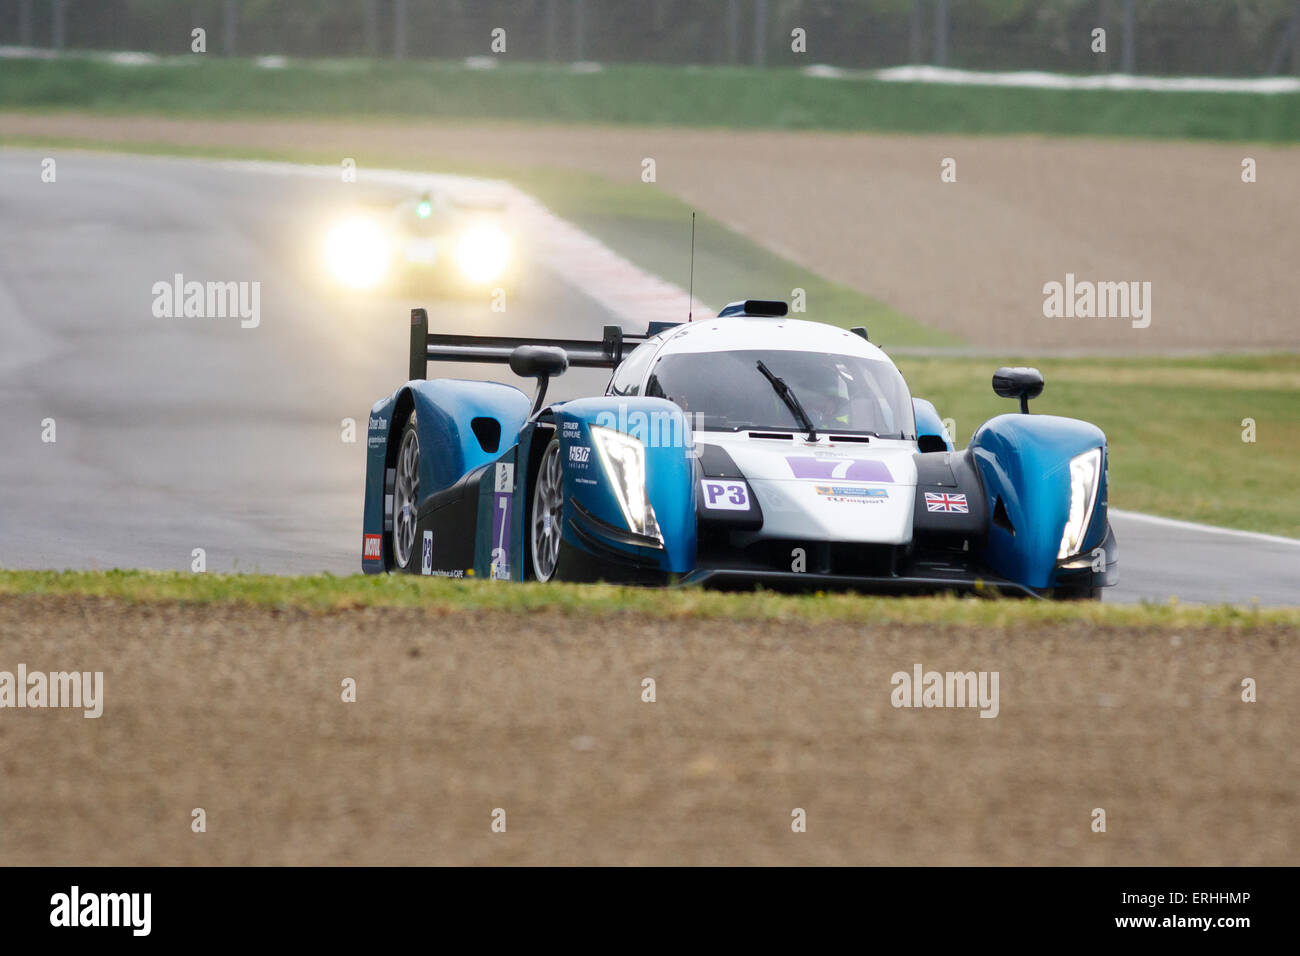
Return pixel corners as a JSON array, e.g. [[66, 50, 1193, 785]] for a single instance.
[[391, 413, 421, 572]]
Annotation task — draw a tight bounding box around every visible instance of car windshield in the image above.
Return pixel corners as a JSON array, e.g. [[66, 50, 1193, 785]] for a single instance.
[[645, 349, 915, 438]]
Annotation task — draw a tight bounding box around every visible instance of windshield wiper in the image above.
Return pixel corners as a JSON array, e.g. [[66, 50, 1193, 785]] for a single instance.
[[755, 361, 818, 442]]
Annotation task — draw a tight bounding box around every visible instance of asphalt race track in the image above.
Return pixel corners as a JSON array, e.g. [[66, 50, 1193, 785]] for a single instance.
[[2, 149, 1297, 604], [0, 149, 616, 576]]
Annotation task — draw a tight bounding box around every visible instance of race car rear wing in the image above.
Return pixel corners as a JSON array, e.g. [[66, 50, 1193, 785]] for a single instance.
[[408, 308, 677, 381]]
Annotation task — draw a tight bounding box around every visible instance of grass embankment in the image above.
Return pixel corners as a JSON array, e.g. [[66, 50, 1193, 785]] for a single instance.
[[3, 56, 1299, 141], [2, 570, 1296, 625]]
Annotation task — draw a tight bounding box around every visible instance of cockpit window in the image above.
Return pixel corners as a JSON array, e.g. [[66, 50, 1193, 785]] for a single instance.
[[645, 349, 915, 438], [607, 340, 659, 397]]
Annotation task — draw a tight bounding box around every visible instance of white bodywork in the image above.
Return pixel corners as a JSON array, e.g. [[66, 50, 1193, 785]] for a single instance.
[[628, 316, 921, 545]]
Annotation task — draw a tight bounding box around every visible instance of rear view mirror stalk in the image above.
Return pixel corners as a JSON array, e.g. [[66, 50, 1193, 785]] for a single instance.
[[992, 366, 1045, 414]]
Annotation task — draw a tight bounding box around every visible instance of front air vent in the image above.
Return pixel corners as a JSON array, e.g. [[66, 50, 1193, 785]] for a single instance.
[[917, 434, 948, 453], [470, 416, 501, 454], [993, 496, 1015, 536], [829, 434, 871, 443], [748, 431, 794, 440]]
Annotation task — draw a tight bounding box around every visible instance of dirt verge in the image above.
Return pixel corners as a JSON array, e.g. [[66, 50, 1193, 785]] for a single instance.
[[1, 595, 1293, 865]]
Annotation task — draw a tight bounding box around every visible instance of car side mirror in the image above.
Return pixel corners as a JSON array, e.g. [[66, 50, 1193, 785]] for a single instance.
[[992, 366, 1044, 414], [510, 345, 568, 415]]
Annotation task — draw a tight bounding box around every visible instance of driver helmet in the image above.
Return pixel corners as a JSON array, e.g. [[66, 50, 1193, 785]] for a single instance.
[[784, 360, 852, 426]]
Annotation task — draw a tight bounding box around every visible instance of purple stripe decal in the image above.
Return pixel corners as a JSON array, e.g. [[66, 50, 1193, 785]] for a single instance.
[[491, 491, 513, 579], [785, 456, 893, 482]]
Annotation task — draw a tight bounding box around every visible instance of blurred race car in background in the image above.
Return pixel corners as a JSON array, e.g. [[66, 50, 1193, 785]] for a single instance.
[[322, 188, 516, 296]]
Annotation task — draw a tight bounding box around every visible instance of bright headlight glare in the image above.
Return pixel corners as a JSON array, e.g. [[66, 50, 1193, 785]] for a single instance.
[[591, 426, 662, 543], [453, 223, 509, 282], [1058, 447, 1102, 560], [323, 217, 391, 289]]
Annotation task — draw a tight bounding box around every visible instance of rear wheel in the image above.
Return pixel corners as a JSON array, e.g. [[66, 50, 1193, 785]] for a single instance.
[[391, 414, 420, 571], [530, 439, 563, 582]]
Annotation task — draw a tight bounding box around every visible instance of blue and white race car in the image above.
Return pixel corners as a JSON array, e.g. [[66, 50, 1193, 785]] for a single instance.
[[361, 300, 1117, 599]]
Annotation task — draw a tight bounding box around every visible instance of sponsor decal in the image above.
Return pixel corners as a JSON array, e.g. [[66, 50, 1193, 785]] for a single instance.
[[494, 462, 514, 493], [701, 479, 750, 511], [367, 415, 388, 450], [815, 485, 888, 504], [786, 456, 892, 482], [562, 420, 581, 437], [421, 530, 433, 574], [811, 486, 883, 502], [569, 444, 591, 465], [363, 533, 383, 561], [814, 485, 888, 503], [925, 492, 969, 513]]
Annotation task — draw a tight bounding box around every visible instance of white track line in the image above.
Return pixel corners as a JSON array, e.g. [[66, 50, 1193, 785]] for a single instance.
[[870, 65, 1300, 94], [1110, 509, 1300, 548]]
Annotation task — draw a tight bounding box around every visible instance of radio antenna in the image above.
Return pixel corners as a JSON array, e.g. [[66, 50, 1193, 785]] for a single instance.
[[688, 212, 696, 322]]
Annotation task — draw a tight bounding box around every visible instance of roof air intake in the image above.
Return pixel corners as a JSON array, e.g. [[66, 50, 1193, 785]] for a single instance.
[[717, 299, 789, 318]]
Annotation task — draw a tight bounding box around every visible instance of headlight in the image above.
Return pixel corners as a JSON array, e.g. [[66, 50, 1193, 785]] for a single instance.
[[1058, 447, 1102, 560], [591, 426, 662, 543], [453, 223, 509, 283], [323, 217, 391, 290]]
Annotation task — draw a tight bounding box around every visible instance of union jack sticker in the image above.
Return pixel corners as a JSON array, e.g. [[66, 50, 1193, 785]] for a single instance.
[[925, 492, 969, 513]]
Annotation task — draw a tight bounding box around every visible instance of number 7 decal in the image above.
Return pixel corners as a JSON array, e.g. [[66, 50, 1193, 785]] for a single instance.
[[490, 488, 513, 580]]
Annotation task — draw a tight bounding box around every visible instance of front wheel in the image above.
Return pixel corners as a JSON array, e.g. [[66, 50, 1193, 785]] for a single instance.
[[530, 438, 563, 582]]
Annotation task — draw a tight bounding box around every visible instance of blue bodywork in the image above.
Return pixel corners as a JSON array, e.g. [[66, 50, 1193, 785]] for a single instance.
[[913, 398, 955, 452], [967, 414, 1111, 589], [406, 380, 531, 494], [363, 375, 1115, 597], [361, 379, 529, 572], [362, 384, 697, 580], [554, 398, 697, 574]]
